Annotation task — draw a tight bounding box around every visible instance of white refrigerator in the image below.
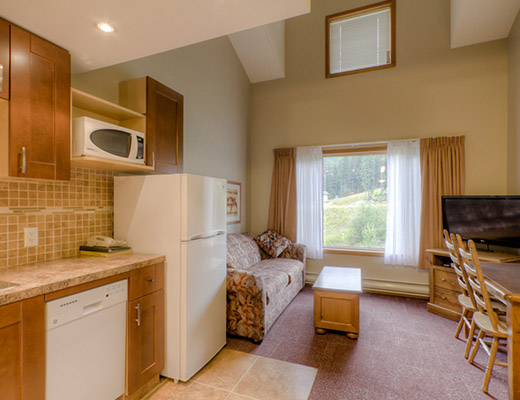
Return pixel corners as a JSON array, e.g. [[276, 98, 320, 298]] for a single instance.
[[114, 174, 227, 382]]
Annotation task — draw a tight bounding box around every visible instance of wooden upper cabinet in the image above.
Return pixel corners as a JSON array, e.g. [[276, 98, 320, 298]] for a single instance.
[[120, 76, 183, 173], [9, 25, 71, 180], [0, 18, 9, 100]]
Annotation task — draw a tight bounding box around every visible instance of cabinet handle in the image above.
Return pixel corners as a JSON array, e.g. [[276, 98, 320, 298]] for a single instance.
[[441, 278, 446, 282], [135, 303, 141, 327], [152, 152, 155, 169], [441, 295, 447, 300], [21, 146, 27, 174], [147, 278, 155, 283], [0, 64, 3, 92]]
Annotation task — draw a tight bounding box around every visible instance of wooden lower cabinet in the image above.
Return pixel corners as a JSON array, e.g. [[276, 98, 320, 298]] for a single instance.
[[126, 264, 165, 396], [0, 296, 45, 400], [0, 263, 165, 400]]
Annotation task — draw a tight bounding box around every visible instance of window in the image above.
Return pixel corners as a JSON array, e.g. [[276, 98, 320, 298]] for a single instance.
[[326, 0, 395, 78], [323, 146, 387, 250]]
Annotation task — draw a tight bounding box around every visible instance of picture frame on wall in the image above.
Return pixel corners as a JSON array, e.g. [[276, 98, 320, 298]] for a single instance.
[[226, 181, 241, 225]]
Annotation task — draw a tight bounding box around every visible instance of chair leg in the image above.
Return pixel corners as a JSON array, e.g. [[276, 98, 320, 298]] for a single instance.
[[455, 309, 466, 340], [482, 336, 500, 393], [464, 319, 476, 359], [464, 311, 473, 338], [469, 330, 484, 364]]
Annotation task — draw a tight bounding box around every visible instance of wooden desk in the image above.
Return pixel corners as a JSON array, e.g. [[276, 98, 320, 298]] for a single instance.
[[480, 262, 520, 400]]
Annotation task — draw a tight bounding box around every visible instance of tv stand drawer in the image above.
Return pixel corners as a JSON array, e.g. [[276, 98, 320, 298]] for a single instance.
[[433, 268, 461, 292]]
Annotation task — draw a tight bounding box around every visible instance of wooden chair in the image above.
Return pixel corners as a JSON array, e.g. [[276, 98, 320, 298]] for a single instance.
[[443, 230, 477, 358], [456, 235, 507, 394]]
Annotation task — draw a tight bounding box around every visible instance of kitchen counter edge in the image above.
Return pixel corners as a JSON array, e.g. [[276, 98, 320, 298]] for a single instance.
[[0, 254, 166, 306]]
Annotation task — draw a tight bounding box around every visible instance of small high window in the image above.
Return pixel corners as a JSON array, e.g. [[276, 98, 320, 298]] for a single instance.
[[326, 0, 396, 78]]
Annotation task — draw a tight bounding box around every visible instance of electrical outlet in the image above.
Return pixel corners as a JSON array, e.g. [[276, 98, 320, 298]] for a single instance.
[[24, 227, 38, 248]]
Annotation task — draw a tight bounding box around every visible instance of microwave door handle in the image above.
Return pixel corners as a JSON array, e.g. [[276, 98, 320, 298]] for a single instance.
[[152, 151, 155, 169]]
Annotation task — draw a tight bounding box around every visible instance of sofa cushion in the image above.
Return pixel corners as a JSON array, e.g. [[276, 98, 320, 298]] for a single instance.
[[255, 229, 291, 258], [248, 264, 289, 304], [227, 233, 261, 270], [254, 258, 303, 286]]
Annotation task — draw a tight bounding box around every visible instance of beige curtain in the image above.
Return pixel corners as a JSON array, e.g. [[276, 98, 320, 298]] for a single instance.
[[418, 136, 465, 269], [267, 148, 297, 242]]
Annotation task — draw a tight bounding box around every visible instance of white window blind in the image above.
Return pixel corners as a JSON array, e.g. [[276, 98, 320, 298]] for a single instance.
[[329, 8, 391, 74]]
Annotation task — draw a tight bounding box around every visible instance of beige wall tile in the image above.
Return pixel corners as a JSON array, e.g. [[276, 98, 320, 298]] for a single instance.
[[0, 167, 114, 268]]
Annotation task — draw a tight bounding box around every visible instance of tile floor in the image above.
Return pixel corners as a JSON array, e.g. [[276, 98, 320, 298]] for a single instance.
[[146, 349, 318, 400]]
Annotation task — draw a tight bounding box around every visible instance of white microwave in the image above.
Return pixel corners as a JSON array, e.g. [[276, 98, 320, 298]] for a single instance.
[[72, 117, 145, 164]]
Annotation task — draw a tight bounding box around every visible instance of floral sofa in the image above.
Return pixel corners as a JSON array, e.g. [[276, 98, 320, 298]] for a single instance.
[[226, 232, 306, 342]]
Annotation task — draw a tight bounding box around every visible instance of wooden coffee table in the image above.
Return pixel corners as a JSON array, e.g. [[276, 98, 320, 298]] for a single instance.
[[312, 266, 362, 339]]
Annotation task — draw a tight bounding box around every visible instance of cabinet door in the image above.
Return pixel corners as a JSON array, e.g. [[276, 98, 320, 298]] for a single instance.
[[0, 301, 22, 400], [146, 77, 183, 173], [0, 18, 9, 100], [127, 290, 165, 395], [0, 296, 44, 400], [10, 26, 70, 180]]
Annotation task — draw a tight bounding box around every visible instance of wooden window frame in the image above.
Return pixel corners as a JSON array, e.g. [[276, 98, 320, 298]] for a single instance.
[[325, 0, 396, 79], [322, 145, 387, 255]]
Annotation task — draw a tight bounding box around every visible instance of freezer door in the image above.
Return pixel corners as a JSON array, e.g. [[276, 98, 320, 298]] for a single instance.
[[180, 234, 226, 381], [181, 175, 226, 241]]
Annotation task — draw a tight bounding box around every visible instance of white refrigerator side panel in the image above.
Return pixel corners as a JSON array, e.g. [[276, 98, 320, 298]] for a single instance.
[[114, 174, 182, 380], [180, 234, 227, 381], [181, 175, 227, 240]]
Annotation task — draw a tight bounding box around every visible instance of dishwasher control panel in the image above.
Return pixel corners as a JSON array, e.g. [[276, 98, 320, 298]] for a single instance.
[[46, 279, 128, 330]]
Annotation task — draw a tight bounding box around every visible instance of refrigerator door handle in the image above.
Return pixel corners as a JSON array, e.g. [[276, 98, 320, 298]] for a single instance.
[[185, 233, 205, 241]]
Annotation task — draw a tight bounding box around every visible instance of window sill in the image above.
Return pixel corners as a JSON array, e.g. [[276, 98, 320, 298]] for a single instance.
[[324, 248, 384, 257]]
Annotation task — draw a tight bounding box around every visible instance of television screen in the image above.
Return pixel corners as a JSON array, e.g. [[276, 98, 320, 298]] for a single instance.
[[442, 196, 520, 248]]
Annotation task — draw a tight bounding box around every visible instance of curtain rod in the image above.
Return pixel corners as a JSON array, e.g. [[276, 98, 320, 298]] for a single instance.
[[296, 135, 464, 150], [299, 138, 418, 149]]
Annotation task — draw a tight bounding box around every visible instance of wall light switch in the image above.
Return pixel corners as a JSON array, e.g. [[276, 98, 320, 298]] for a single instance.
[[24, 227, 38, 248]]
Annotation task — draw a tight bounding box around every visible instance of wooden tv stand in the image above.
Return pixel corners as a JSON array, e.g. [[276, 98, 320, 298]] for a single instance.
[[426, 248, 520, 321]]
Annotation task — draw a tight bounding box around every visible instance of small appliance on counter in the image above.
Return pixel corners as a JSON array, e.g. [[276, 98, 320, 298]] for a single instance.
[[79, 235, 132, 257]]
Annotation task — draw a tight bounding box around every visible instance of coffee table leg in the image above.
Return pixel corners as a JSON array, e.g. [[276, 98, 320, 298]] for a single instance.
[[346, 332, 358, 340], [315, 328, 326, 334]]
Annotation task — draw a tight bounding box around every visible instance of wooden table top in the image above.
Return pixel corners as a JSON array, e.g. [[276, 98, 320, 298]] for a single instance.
[[481, 262, 520, 302], [312, 266, 362, 293]]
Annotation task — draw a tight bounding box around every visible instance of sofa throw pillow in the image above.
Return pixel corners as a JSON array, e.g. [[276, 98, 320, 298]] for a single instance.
[[255, 229, 291, 258]]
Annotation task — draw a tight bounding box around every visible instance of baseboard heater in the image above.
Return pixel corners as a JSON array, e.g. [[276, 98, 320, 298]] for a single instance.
[[305, 273, 429, 299]]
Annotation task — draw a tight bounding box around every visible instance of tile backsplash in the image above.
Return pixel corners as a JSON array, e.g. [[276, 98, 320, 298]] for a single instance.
[[0, 167, 114, 268]]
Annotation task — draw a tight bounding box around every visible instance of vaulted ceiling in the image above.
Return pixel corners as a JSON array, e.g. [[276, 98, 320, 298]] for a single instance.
[[0, 0, 310, 73]]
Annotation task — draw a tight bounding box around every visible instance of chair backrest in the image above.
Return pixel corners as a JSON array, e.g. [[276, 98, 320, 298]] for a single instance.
[[443, 229, 476, 309], [456, 234, 506, 332]]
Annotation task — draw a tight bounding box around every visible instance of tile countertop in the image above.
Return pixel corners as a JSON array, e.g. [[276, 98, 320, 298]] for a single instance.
[[0, 253, 166, 306]]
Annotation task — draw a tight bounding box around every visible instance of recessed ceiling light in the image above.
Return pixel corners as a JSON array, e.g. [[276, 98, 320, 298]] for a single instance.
[[97, 22, 115, 33]]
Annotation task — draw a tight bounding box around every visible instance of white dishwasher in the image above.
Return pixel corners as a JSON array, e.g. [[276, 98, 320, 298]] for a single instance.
[[46, 279, 128, 400]]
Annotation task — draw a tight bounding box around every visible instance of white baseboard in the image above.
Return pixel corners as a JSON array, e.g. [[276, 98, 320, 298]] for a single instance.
[[305, 273, 429, 298]]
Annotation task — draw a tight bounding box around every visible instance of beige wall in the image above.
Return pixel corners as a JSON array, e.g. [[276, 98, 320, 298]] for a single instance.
[[248, 0, 508, 289], [73, 37, 250, 233], [508, 12, 520, 193]]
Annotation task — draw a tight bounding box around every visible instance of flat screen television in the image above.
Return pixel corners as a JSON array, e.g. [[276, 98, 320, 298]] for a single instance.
[[442, 196, 520, 249]]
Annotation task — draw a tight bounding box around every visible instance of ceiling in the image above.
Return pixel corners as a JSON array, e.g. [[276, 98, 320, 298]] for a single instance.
[[451, 0, 520, 48], [1, 1, 519, 80], [0, 0, 310, 73]]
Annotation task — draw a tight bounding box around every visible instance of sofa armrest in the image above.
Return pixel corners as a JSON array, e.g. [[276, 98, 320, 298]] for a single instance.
[[226, 268, 264, 296], [280, 243, 307, 264], [226, 268, 267, 342]]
